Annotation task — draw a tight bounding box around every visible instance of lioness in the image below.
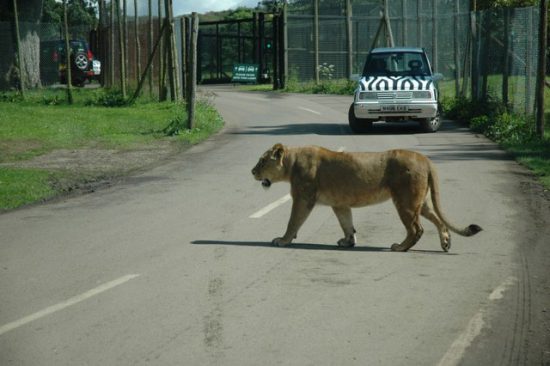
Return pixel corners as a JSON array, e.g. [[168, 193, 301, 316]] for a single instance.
[[251, 143, 482, 252]]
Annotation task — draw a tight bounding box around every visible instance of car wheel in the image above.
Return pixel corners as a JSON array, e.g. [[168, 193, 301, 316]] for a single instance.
[[348, 103, 374, 133], [420, 113, 441, 133], [73, 52, 89, 71]]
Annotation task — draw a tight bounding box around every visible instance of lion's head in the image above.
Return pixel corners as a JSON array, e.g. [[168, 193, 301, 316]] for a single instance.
[[251, 143, 287, 188]]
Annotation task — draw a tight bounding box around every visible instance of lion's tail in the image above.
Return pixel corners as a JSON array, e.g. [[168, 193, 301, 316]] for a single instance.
[[428, 162, 482, 237]]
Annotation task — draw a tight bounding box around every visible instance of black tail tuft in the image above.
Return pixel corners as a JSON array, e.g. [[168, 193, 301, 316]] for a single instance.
[[467, 224, 483, 236]]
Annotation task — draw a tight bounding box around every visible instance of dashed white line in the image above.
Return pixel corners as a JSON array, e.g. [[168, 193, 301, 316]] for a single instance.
[[250, 194, 291, 218], [488, 277, 516, 301], [437, 312, 485, 366], [436, 276, 517, 366], [0, 274, 140, 336], [298, 107, 322, 115]]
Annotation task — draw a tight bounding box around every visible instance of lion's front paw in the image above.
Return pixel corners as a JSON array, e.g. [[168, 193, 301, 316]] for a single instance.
[[272, 237, 291, 247], [337, 234, 356, 248]]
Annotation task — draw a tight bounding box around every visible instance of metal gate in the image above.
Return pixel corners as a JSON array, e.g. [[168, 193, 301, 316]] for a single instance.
[[198, 13, 284, 87]]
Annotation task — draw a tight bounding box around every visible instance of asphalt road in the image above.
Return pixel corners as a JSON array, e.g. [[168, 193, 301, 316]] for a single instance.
[[1, 87, 549, 365]]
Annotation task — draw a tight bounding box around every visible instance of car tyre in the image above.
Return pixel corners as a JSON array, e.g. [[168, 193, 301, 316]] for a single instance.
[[420, 112, 441, 133], [73, 51, 89, 71], [348, 103, 374, 133]]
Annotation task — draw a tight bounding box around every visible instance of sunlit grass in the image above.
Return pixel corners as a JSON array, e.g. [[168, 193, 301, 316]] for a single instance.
[[0, 88, 224, 210]]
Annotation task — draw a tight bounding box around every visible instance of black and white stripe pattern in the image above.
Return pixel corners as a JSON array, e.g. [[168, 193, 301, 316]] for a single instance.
[[359, 76, 433, 91]]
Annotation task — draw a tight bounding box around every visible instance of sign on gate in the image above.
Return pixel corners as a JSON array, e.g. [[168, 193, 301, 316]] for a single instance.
[[232, 64, 259, 83]]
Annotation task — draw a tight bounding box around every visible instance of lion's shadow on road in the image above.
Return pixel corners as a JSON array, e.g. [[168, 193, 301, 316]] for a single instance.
[[191, 240, 455, 255]]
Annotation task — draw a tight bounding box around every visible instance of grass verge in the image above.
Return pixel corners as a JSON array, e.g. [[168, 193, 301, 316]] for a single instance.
[[503, 134, 550, 189], [0, 88, 224, 211], [0, 168, 58, 210]]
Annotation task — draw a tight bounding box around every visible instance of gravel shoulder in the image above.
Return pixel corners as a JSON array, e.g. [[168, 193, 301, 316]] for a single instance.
[[0, 139, 188, 201]]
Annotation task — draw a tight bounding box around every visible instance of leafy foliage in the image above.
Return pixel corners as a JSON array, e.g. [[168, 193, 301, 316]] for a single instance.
[[441, 95, 507, 124], [41, 0, 98, 29], [470, 113, 535, 143], [84, 89, 128, 107]]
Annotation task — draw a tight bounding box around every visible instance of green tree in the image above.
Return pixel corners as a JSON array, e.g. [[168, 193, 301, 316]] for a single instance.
[[42, 0, 98, 30]]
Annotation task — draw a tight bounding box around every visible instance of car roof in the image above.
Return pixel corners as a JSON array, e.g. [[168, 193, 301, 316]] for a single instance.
[[370, 47, 424, 54]]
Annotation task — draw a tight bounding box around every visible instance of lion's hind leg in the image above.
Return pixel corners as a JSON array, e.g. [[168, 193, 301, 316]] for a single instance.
[[421, 198, 451, 252], [390, 211, 424, 252], [332, 206, 356, 248], [390, 193, 425, 252]]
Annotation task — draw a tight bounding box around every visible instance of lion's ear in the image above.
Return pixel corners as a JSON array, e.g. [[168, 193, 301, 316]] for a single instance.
[[270, 143, 285, 164]]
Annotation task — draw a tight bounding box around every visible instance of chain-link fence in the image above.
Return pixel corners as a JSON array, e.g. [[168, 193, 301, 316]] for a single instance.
[[1, 1, 542, 116], [0, 21, 94, 89], [470, 6, 539, 115], [0, 11, 169, 97], [286, 0, 540, 115]]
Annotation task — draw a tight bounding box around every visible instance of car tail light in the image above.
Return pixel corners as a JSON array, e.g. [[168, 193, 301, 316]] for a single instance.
[[87, 49, 93, 60]]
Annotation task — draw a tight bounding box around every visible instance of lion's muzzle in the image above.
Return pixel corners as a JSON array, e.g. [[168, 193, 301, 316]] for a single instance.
[[251, 167, 272, 189]]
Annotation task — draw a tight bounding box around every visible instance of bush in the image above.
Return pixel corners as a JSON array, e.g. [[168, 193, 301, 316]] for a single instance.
[[487, 113, 535, 143], [84, 89, 128, 107], [445, 95, 536, 145], [470, 112, 534, 143], [441, 95, 507, 123]]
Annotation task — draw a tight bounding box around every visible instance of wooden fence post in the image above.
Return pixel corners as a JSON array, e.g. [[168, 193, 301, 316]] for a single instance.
[[181, 17, 187, 99], [453, 0, 461, 97], [12, 0, 25, 98], [110, 0, 115, 87], [187, 12, 198, 130], [128, 22, 167, 103], [148, 0, 153, 96], [117, 0, 127, 98], [134, 0, 141, 84], [313, 0, 319, 83], [63, 0, 73, 104], [346, 0, 353, 79], [536, 0, 548, 137], [282, 2, 288, 88]]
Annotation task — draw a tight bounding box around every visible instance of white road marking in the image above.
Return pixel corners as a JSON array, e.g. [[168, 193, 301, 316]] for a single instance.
[[298, 107, 321, 115], [250, 194, 291, 219], [488, 276, 516, 301], [0, 274, 140, 336], [437, 312, 485, 366], [436, 276, 517, 366]]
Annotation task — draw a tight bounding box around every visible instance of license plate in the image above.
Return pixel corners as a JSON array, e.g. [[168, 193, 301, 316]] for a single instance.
[[381, 105, 408, 112]]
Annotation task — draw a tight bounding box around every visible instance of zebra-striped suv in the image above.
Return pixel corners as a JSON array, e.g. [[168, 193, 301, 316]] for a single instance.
[[349, 47, 442, 133]]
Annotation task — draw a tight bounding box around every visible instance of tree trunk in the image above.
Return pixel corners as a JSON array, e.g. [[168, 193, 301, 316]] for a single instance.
[[19, 27, 41, 88]]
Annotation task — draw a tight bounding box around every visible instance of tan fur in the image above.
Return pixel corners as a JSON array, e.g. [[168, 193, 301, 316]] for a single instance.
[[251, 143, 482, 252]]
